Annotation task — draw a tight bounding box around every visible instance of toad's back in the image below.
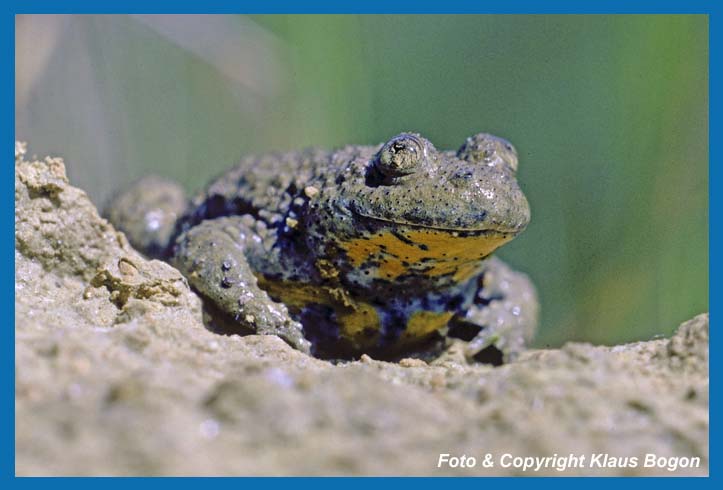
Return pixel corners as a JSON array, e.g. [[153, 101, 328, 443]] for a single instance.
[[183, 146, 363, 230]]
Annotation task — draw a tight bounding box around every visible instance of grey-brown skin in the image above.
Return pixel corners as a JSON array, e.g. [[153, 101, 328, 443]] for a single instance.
[[106, 132, 538, 362], [105, 176, 188, 259]]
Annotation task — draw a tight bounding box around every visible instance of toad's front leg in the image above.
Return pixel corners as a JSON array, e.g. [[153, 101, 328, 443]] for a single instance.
[[172, 216, 311, 353], [450, 257, 538, 363]]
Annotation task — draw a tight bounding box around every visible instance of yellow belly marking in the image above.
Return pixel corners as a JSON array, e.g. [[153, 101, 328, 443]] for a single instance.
[[256, 275, 456, 348], [400, 310, 455, 342], [257, 275, 381, 348], [341, 228, 511, 282]]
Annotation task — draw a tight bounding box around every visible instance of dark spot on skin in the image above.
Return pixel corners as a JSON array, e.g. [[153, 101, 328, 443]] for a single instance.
[[418, 244, 429, 251], [371, 298, 385, 307], [363, 165, 387, 188], [414, 265, 434, 275], [381, 311, 406, 343], [475, 292, 504, 306], [201, 195, 227, 219], [446, 294, 465, 311], [473, 345, 504, 366], [230, 197, 255, 218], [221, 261, 231, 271], [299, 304, 339, 352], [447, 319, 482, 341], [221, 277, 234, 288]]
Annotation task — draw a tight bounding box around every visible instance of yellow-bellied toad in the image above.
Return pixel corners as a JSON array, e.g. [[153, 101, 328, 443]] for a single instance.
[[106, 132, 538, 362]]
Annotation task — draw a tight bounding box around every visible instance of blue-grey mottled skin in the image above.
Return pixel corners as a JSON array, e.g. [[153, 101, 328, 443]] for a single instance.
[[106, 132, 538, 362]]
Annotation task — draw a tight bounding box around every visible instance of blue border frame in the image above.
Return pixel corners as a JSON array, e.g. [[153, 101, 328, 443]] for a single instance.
[[7, 1, 720, 14], [6, 1, 717, 485]]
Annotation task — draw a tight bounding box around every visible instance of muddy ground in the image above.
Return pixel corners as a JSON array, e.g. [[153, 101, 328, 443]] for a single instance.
[[14, 143, 709, 476]]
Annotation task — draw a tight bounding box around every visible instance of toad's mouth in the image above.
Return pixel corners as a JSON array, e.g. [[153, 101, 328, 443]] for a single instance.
[[352, 211, 524, 236]]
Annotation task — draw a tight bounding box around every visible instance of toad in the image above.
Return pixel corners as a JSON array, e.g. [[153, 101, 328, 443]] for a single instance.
[[107, 132, 538, 362]]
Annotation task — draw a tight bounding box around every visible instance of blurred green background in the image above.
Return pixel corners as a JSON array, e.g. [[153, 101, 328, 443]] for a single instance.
[[15, 14, 708, 347]]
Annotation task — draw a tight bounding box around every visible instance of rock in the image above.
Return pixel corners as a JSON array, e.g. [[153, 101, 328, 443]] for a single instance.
[[15, 143, 708, 476]]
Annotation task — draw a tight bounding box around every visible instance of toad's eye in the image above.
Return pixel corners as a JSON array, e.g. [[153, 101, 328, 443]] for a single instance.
[[375, 133, 426, 176], [457, 133, 518, 173]]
